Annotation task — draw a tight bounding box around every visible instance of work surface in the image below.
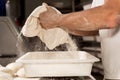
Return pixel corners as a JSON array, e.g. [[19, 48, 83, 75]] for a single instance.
[[14, 77, 89, 80], [14, 73, 103, 80]]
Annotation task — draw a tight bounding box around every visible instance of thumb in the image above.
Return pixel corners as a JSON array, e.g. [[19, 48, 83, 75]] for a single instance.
[[42, 2, 48, 7], [42, 2, 57, 13]]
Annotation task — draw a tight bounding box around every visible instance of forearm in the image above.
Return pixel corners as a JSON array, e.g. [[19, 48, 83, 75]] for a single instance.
[[68, 30, 99, 36], [58, 2, 120, 32], [39, 1, 120, 36]]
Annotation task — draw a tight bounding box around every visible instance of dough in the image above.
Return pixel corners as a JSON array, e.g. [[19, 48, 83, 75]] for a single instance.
[[6, 63, 23, 73], [21, 3, 78, 50], [0, 65, 14, 76], [16, 68, 25, 77], [0, 71, 13, 80]]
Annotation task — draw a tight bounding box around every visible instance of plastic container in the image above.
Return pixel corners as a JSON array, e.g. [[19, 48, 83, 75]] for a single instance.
[[16, 51, 99, 80]]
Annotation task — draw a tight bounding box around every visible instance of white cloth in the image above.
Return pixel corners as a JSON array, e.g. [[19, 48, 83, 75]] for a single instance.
[[21, 3, 76, 50], [92, 0, 120, 79]]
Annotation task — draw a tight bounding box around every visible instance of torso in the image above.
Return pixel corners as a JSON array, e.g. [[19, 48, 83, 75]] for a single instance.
[[92, 0, 120, 79]]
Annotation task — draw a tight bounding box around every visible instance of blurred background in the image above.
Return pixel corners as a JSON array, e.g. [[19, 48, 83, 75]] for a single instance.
[[0, 0, 103, 79]]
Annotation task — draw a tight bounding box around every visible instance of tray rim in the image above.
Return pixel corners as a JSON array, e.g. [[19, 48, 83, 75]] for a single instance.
[[16, 51, 100, 64]]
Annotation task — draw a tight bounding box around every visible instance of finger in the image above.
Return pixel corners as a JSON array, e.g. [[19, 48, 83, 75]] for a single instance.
[[42, 2, 48, 6], [42, 2, 50, 10], [42, 2, 57, 14], [42, 2, 51, 12]]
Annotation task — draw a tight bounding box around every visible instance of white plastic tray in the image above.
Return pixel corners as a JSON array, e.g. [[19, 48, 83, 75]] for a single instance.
[[16, 51, 99, 80]]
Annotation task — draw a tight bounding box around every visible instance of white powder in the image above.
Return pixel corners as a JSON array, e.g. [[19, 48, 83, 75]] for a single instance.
[[66, 37, 78, 51]]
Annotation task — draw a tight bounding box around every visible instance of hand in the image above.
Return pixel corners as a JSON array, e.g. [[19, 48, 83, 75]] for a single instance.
[[39, 3, 61, 29]]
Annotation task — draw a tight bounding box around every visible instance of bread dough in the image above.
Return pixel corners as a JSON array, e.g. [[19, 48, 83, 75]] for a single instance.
[[0, 71, 13, 80], [21, 3, 77, 50], [0, 65, 14, 76], [6, 63, 23, 73], [16, 68, 25, 77]]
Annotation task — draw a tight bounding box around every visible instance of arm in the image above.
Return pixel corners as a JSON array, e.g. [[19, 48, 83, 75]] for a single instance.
[[68, 30, 99, 36], [59, 6, 120, 31], [39, 0, 120, 35]]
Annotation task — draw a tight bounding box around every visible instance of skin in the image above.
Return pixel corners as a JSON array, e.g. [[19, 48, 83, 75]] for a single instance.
[[39, 0, 120, 36], [39, 1, 120, 80]]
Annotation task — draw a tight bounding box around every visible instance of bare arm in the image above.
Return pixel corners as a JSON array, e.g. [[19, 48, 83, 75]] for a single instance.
[[68, 30, 99, 36], [58, 0, 120, 31], [59, 6, 120, 31], [39, 0, 120, 35]]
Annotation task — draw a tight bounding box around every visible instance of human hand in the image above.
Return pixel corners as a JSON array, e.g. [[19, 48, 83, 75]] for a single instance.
[[39, 3, 61, 29]]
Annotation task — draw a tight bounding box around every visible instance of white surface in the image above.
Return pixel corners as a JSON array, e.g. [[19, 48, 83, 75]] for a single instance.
[[16, 51, 99, 78]]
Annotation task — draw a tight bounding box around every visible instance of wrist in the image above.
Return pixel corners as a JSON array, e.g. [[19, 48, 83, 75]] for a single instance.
[[56, 14, 63, 27]]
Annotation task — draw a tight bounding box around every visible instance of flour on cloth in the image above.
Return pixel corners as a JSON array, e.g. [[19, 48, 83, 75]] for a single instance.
[[21, 3, 77, 50]]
